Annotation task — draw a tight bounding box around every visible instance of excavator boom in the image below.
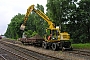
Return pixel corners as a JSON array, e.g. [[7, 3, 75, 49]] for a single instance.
[[20, 5, 55, 30]]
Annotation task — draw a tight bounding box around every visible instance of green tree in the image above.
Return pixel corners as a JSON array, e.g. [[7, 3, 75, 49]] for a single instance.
[[5, 13, 24, 39], [77, 0, 90, 43], [63, 0, 90, 43], [5, 4, 47, 39], [46, 0, 77, 31], [24, 30, 33, 38]]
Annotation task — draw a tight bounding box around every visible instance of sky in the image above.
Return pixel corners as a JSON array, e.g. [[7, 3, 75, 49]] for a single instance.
[[0, 0, 47, 35]]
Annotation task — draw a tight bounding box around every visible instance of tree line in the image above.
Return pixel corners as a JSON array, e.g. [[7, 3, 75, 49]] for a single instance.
[[5, 0, 90, 43]]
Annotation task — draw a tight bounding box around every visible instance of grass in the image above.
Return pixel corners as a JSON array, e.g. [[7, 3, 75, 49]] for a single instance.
[[72, 43, 90, 49]]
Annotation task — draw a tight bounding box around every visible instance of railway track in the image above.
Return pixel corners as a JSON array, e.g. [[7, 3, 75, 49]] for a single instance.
[[70, 49, 90, 56], [1, 39, 90, 60], [65, 49, 90, 57], [0, 53, 7, 60], [0, 40, 63, 60], [0, 45, 29, 60], [0, 47, 29, 60]]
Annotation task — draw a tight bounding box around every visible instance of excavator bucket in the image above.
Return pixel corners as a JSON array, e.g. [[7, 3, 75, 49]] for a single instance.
[[20, 24, 25, 30]]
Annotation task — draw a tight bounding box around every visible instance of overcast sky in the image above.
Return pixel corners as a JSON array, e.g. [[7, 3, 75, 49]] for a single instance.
[[0, 0, 47, 35]]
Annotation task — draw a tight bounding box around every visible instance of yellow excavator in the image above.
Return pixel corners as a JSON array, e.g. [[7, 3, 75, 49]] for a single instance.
[[20, 5, 72, 51]]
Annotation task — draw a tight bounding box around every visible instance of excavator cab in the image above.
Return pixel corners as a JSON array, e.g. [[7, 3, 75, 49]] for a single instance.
[[45, 28, 59, 42], [51, 30, 58, 40], [44, 28, 72, 51]]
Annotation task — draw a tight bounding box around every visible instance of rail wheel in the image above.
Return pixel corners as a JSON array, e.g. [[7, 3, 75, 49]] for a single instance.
[[42, 42, 48, 49], [51, 43, 58, 51]]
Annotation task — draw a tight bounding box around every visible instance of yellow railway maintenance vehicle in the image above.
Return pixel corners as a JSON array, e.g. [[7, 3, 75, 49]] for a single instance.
[[20, 5, 72, 51]]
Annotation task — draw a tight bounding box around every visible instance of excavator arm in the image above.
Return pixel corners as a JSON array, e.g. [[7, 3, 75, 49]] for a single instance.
[[20, 5, 34, 30], [20, 5, 55, 30], [33, 8, 55, 28]]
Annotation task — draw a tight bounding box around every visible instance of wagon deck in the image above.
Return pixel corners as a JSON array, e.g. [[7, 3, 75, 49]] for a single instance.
[[19, 35, 44, 45]]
